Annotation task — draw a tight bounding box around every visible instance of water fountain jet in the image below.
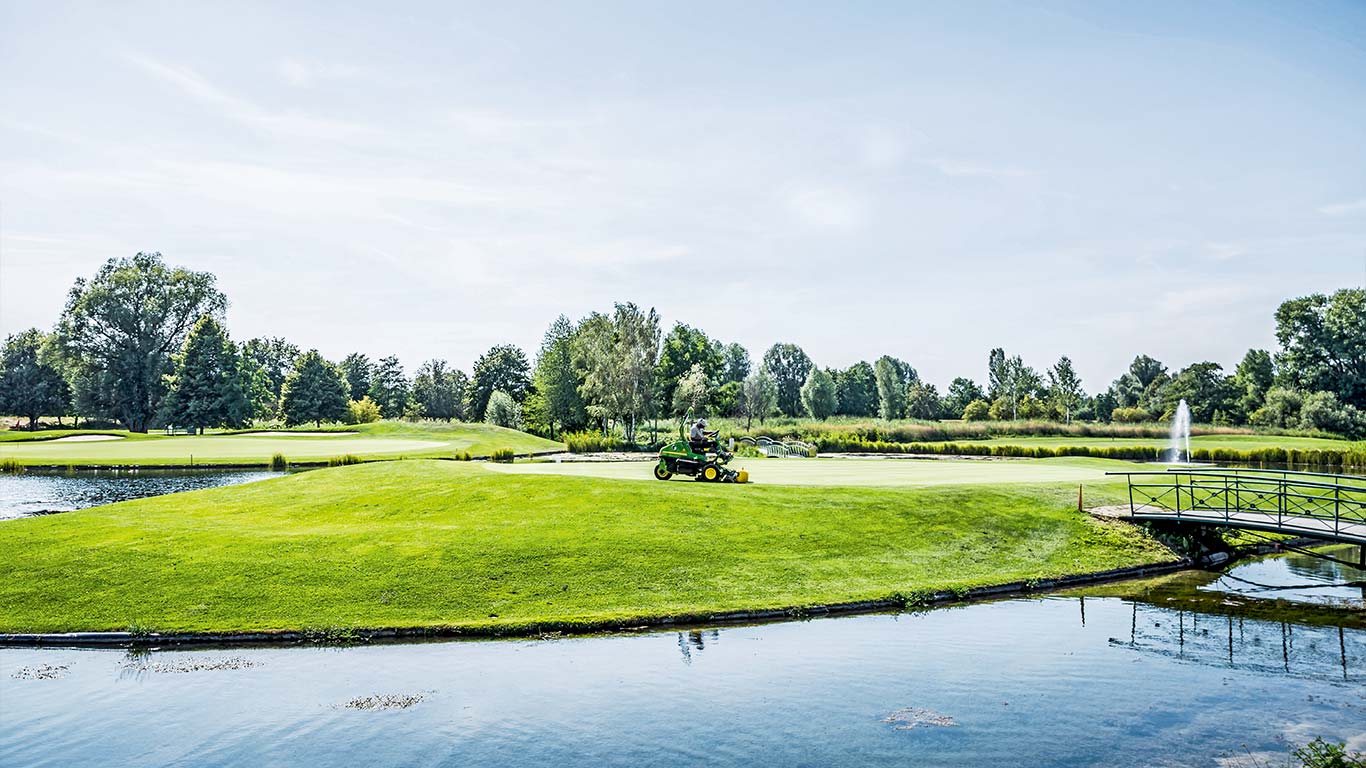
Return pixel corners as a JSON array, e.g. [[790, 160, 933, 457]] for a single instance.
[[1167, 399, 1192, 463]]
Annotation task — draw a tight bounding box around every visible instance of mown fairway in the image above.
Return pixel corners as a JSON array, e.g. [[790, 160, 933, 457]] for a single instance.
[[491, 456, 1144, 486], [0, 459, 1174, 634], [0, 421, 562, 466]]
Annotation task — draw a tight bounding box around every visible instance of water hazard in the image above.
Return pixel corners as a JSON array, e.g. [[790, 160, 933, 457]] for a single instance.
[[2, 550, 1362, 767], [0, 469, 281, 520]]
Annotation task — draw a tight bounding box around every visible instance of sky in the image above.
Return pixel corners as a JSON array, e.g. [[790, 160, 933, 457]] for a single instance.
[[2, 0, 1364, 390]]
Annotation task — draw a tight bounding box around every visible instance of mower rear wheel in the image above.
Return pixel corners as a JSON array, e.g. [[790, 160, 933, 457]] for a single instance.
[[653, 462, 673, 481]]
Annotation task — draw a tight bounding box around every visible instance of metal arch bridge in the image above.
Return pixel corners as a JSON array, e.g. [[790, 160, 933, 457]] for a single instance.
[[1108, 467, 1366, 564], [737, 436, 816, 458]]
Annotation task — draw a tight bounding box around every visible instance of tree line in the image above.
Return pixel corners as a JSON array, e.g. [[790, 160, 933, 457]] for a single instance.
[[2, 253, 1364, 439]]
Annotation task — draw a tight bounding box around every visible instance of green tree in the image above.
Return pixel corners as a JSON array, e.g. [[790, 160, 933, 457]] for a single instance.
[[656, 324, 723, 408], [161, 316, 249, 433], [1232, 348, 1275, 420], [55, 252, 225, 432], [411, 359, 461, 420], [962, 399, 991, 421], [672, 363, 712, 417], [533, 315, 585, 438], [987, 348, 1007, 400], [943, 377, 985, 418], [280, 351, 348, 427], [368, 356, 410, 418], [1298, 391, 1366, 438], [347, 396, 382, 424], [906, 381, 942, 420], [1163, 362, 1236, 423], [835, 361, 877, 416], [711, 380, 742, 416], [573, 304, 660, 442], [470, 344, 532, 418], [800, 367, 838, 420], [1046, 356, 1084, 423], [484, 389, 522, 429], [339, 353, 373, 401], [0, 329, 70, 430], [720, 343, 751, 384], [740, 370, 779, 429], [1251, 386, 1303, 428], [998, 354, 1040, 420], [874, 355, 913, 420], [1275, 288, 1366, 408], [761, 343, 813, 417], [241, 337, 300, 418]]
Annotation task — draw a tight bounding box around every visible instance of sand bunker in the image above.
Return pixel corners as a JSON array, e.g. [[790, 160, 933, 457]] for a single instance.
[[49, 434, 124, 443], [241, 431, 358, 437]]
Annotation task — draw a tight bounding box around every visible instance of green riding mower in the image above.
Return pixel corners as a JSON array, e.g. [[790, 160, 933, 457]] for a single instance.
[[653, 420, 749, 484]]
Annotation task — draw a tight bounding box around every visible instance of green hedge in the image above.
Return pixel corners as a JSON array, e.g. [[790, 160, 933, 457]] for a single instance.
[[813, 436, 1366, 468]]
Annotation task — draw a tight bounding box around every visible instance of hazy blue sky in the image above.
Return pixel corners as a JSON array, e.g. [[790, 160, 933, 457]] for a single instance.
[[2, 1, 1364, 389]]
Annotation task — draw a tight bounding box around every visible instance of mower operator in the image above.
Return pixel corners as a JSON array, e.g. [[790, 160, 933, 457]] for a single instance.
[[689, 418, 718, 453]]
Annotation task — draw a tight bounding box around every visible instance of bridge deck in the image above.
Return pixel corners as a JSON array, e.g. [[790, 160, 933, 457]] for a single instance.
[[1125, 506, 1366, 545], [1108, 468, 1366, 547]]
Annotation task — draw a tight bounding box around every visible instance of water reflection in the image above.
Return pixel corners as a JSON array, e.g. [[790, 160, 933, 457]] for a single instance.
[[0, 468, 281, 520], [1113, 603, 1359, 683], [5, 591, 1361, 768]]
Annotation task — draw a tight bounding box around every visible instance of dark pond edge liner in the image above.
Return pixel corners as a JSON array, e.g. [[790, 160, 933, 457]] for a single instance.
[[5, 450, 567, 471], [0, 559, 1197, 649]]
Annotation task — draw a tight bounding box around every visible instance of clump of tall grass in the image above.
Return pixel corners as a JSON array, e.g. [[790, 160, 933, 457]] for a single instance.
[[455, 451, 473, 461], [270, 453, 289, 471], [327, 454, 362, 467], [490, 447, 516, 463], [0, 458, 23, 474]]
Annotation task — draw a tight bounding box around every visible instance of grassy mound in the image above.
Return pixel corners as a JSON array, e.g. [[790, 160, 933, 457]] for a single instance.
[[0, 420, 562, 467], [0, 460, 1173, 634]]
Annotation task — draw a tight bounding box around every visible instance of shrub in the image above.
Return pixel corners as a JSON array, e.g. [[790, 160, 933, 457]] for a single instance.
[[327, 454, 362, 466], [1110, 406, 1150, 424], [490, 447, 515, 463], [270, 453, 288, 471], [1298, 391, 1366, 439], [346, 396, 382, 424], [484, 390, 522, 429], [962, 399, 991, 422], [455, 451, 473, 461]]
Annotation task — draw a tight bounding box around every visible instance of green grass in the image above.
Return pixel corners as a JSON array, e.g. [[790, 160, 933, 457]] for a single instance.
[[0, 458, 1173, 634], [0, 420, 562, 467], [500, 455, 1148, 487]]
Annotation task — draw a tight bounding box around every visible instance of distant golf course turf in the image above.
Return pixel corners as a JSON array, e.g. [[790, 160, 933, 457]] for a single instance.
[[0, 421, 563, 466], [0, 457, 1175, 635]]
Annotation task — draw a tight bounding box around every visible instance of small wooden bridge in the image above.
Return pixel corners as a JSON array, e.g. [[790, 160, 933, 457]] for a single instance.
[[1107, 467, 1366, 562]]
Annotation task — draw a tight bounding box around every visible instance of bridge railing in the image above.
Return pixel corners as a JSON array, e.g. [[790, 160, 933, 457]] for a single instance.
[[1106, 467, 1366, 544]]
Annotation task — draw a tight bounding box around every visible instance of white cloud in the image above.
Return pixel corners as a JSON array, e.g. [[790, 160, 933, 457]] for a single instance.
[[278, 57, 361, 88], [1319, 198, 1366, 216], [918, 156, 1029, 179], [1204, 242, 1244, 261], [783, 183, 869, 233], [123, 51, 370, 140]]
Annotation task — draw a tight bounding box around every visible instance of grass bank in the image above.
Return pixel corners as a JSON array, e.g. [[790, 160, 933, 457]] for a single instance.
[[0, 420, 562, 467], [0, 459, 1174, 635]]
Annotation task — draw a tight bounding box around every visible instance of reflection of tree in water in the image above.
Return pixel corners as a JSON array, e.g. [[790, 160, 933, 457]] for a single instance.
[[677, 629, 720, 664], [1112, 601, 1363, 683]]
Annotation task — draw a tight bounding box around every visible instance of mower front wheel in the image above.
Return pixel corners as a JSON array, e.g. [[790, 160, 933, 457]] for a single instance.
[[653, 461, 673, 481], [701, 465, 721, 482]]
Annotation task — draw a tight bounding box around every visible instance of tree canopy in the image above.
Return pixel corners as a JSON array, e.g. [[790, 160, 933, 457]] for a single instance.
[[55, 252, 225, 432]]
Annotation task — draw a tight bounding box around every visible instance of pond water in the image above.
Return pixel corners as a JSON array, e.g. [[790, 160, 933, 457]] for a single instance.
[[0, 469, 281, 520], [3, 550, 1362, 767]]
